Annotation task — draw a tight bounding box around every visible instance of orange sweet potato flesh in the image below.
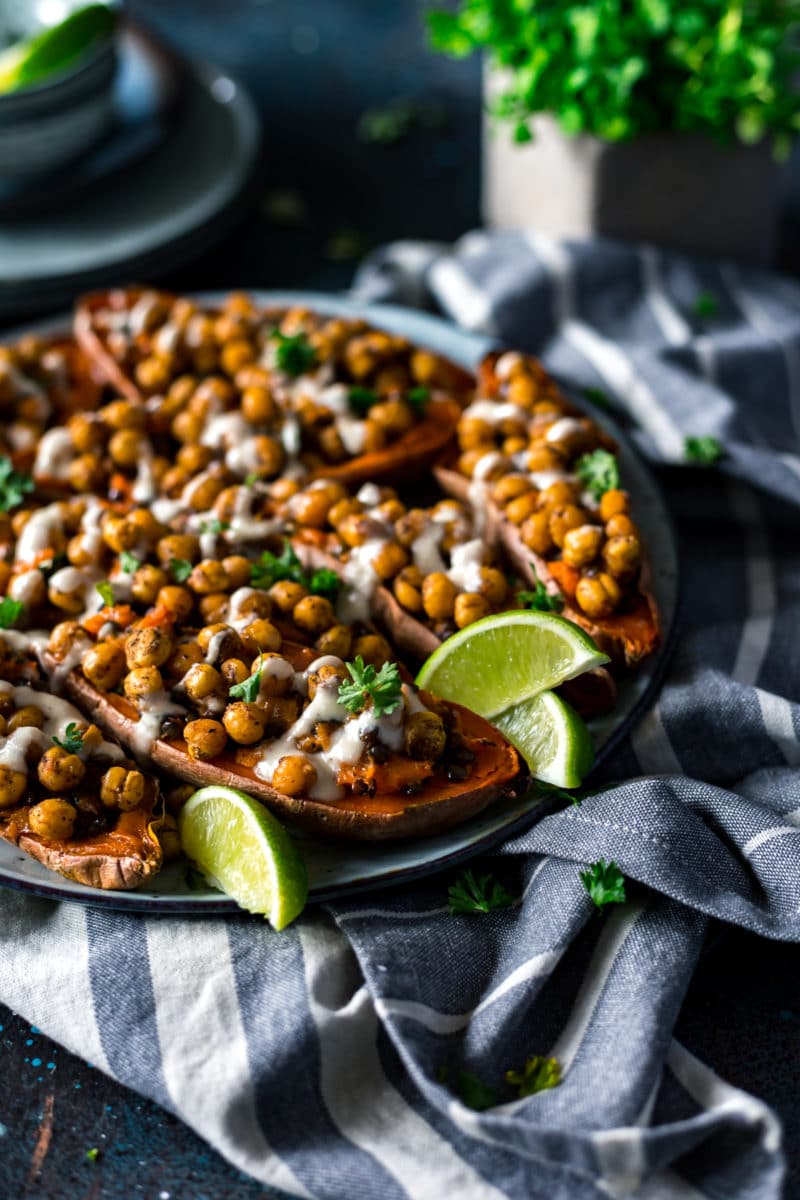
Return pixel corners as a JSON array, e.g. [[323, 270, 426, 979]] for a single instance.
[[64, 643, 521, 842], [0, 794, 163, 891]]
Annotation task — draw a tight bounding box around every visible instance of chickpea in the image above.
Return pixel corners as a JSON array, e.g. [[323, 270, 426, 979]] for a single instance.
[[504, 491, 539, 526], [562, 524, 604, 569], [520, 511, 554, 556], [223, 701, 266, 745], [126, 626, 174, 670], [177, 443, 214, 475], [575, 573, 622, 619], [100, 765, 147, 811], [291, 488, 333, 528], [316, 425, 346, 462], [315, 624, 353, 658], [221, 657, 249, 686], [261, 696, 300, 731], [243, 618, 282, 652], [241, 385, 276, 424], [268, 580, 307, 614], [131, 564, 169, 606], [158, 811, 182, 862], [135, 356, 171, 393], [254, 652, 294, 696], [458, 417, 494, 452], [182, 663, 222, 703], [272, 755, 316, 797], [454, 592, 491, 629], [371, 541, 408, 581], [124, 666, 163, 699], [352, 633, 392, 669], [421, 573, 458, 622], [603, 534, 641, 580], [328, 497, 362, 528], [188, 560, 229, 595], [292, 595, 336, 635], [605, 513, 638, 539], [362, 420, 387, 454], [47, 620, 86, 661], [507, 373, 539, 408], [68, 412, 103, 451], [37, 747, 85, 793], [165, 783, 194, 812], [109, 428, 146, 468], [102, 513, 140, 554], [599, 489, 630, 522], [197, 624, 243, 662], [0, 766, 27, 808], [394, 574, 422, 613], [539, 481, 580, 511], [166, 638, 204, 680], [492, 475, 532, 506], [156, 586, 195, 622], [184, 719, 228, 762], [228, 590, 272, 623], [222, 555, 251, 590], [220, 339, 254, 375], [82, 642, 127, 691], [370, 400, 414, 435], [404, 710, 447, 760], [29, 798, 76, 841], [186, 474, 225, 513], [549, 504, 587, 548], [337, 512, 369, 549], [9, 567, 46, 609], [7, 705, 44, 733], [479, 566, 509, 606], [525, 444, 564, 473]]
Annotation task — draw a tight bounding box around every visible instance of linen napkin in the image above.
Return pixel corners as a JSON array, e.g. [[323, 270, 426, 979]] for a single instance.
[[1, 233, 799, 1199]]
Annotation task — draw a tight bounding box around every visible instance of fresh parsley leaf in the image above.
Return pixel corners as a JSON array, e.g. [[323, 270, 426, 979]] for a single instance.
[[685, 435, 723, 465], [693, 290, 719, 320], [583, 387, 612, 411], [170, 559, 193, 584], [120, 551, 140, 574], [85, 1147, 100, 1163], [506, 1055, 561, 1098], [52, 723, 85, 754], [0, 596, 23, 629], [250, 541, 306, 590], [229, 670, 261, 703], [406, 386, 430, 414], [95, 581, 114, 608], [348, 386, 379, 416], [271, 329, 316, 377], [575, 449, 620, 500], [244, 472, 260, 488], [337, 656, 402, 718], [199, 518, 229, 536], [580, 859, 627, 909], [309, 567, 341, 603], [517, 568, 564, 613], [448, 868, 514, 914], [457, 1071, 496, 1112], [0, 456, 33, 512]]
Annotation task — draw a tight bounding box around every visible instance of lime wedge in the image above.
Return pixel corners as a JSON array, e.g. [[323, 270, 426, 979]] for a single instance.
[[416, 610, 609, 718], [178, 785, 308, 930], [491, 690, 594, 788], [0, 4, 116, 94]]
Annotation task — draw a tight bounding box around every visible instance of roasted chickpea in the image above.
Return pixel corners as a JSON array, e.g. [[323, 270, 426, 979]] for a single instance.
[[186, 473, 226, 512], [241, 385, 276, 424], [261, 695, 300, 731], [539, 481, 580, 512], [166, 638, 204, 680], [605, 513, 638, 539], [369, 400, 414, 435], [135, 357, 171, 393], [126, 626, 174, 670], [156, 586, 195, 622], [561, 524, 604, 569], [184, 719, 228, 762], [575, 573, 622, 619], [362, 420, 387, 454], [124, 666, 163, 699], [82, 642, 126, 691], [223, 701, 266, 745], [454, 592, 491, 629], [352, 633, 392, 669], [100, 765, 147, 810], [268, 580, 307, 614], [315, 623, 353, 658], [520, 511, 554, 556], [479, 567, 509, 606], [182, 663, 222, 703], [9, 567, 46, 608], [197, 624, 243, 662], [0, 766, 27, 808], [328, 497, 362, 528], [198, 593, 230, 625], [228, 590, 272, 623], [47, 620, 86, 661], [421, 573, 459, 622], [253, 652, 294, 696], [394, 574, 422, 613], [525, 444, 564, 474], [221, 657, 249, 686], [29, 798, 76, 840], [158, 811, 182, 862], [599, 489, 630, 522], [371, 541, 408, 581], [458, 416, 494, 452], [292, 595, 336, 635], [131, 563, 169, 606], [68, 412, 103, 451], [7, 705, 44, 733], [507, 373, 540, 408], [176, 443, 214, 475], [272, 755, 316, 797], [243, 618, 282, 652], [404, 710, 447, 760], [37, 747, 85, 793], [188, 560, 229, 595], [492, 475, 532, 506], [108, 428, 146, 468], [222, 556, 252, 590], [101, 513, 140, 554], [603, 534, 641, 580], [549, 504, 587, 548], [290, 488, 332, 528]]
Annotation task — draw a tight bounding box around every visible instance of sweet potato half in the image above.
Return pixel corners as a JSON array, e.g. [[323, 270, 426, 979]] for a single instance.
[[64, 643, 521, 842]]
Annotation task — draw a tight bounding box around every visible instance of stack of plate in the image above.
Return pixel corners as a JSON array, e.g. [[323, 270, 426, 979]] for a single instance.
[[0, 24, 259, 317]]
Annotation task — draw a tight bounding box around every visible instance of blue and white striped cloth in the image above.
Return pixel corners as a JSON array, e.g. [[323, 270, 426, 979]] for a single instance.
[[2, 233, 799, 1198]]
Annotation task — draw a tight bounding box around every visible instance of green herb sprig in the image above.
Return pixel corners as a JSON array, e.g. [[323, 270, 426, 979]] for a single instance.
[[95, 581, 114, 608], [0, 596, 23, 628], [517, 568, 564, 614], [575, 449, 620, 500], [337, 656, 402, 718], [685, 436, 723, 465], [580, 859, 627, 909], [448, 868, 514, 914], [250, 541, 341, 603], [119, 551, 140, 574], [0, 457, 33, 512], [52, 723, 84, 754], [271, 329, 317, 377], [229, 669, 261, 703], [169, 559, 193, 584], [348, 386, 380, 416], [407, 386, 431, 414]]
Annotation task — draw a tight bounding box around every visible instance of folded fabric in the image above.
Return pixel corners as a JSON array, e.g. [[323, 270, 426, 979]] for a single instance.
[[1, 232, 799, 1199]]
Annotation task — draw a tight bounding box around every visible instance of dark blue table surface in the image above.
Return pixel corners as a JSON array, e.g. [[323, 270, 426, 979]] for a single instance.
[[1, 2, 799, 1196]]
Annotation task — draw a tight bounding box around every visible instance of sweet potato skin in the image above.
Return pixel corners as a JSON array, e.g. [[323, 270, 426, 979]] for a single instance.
[[64, 656, 521, 843]]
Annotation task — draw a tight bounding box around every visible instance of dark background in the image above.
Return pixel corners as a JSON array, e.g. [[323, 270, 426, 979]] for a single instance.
[[1, 1, 799, 1196]]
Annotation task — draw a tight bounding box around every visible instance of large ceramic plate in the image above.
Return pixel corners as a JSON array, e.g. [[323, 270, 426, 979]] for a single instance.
[[0, 293, 679, 911]]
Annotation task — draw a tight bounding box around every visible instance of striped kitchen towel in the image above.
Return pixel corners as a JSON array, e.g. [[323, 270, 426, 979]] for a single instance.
[[1, 233, 799, 1200]]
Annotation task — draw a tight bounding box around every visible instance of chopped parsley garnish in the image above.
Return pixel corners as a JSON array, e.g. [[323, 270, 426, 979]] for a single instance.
[[406, 386, 430, 414], [0, 456, 33, 512], [506, 1055, 561, 1098], [457, 1071, 496, 1112], [583, 387, 612, 411], [120, 551, 140, 574], [338, 656, 402, 718], [95, 581, 114, 608], [199, 518, 229, 536], [229, 669, 261, 703], [575, 449, 620, 500], [309, 567, 341, 603], [250, 541, 306, 589], [685, 435, 723, 465], [271, 329, 317, 377], [448, 868, 514, 914], [170, 559, 193, 584], [517, 568, 564, 614], [348, 386, 379, 416], [693, 290, 719, 320], [0, 596, 23, 628], [243, 472, 260, 488], [52, 723, 85, 755], [580, 859, 627, 910]]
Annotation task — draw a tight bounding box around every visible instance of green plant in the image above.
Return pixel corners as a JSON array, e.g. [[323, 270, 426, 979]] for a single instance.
[[427, 1, 800, 155]]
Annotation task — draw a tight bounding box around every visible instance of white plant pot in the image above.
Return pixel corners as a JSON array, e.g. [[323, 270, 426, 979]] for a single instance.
[[483, 88, 783, 263]]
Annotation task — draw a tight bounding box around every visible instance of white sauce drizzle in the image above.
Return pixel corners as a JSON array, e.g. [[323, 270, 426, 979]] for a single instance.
[[336, 539, 385, 623], [446, 538, 486, 593], [33, 428, 75, 480], [545, 417, 585, 443]]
